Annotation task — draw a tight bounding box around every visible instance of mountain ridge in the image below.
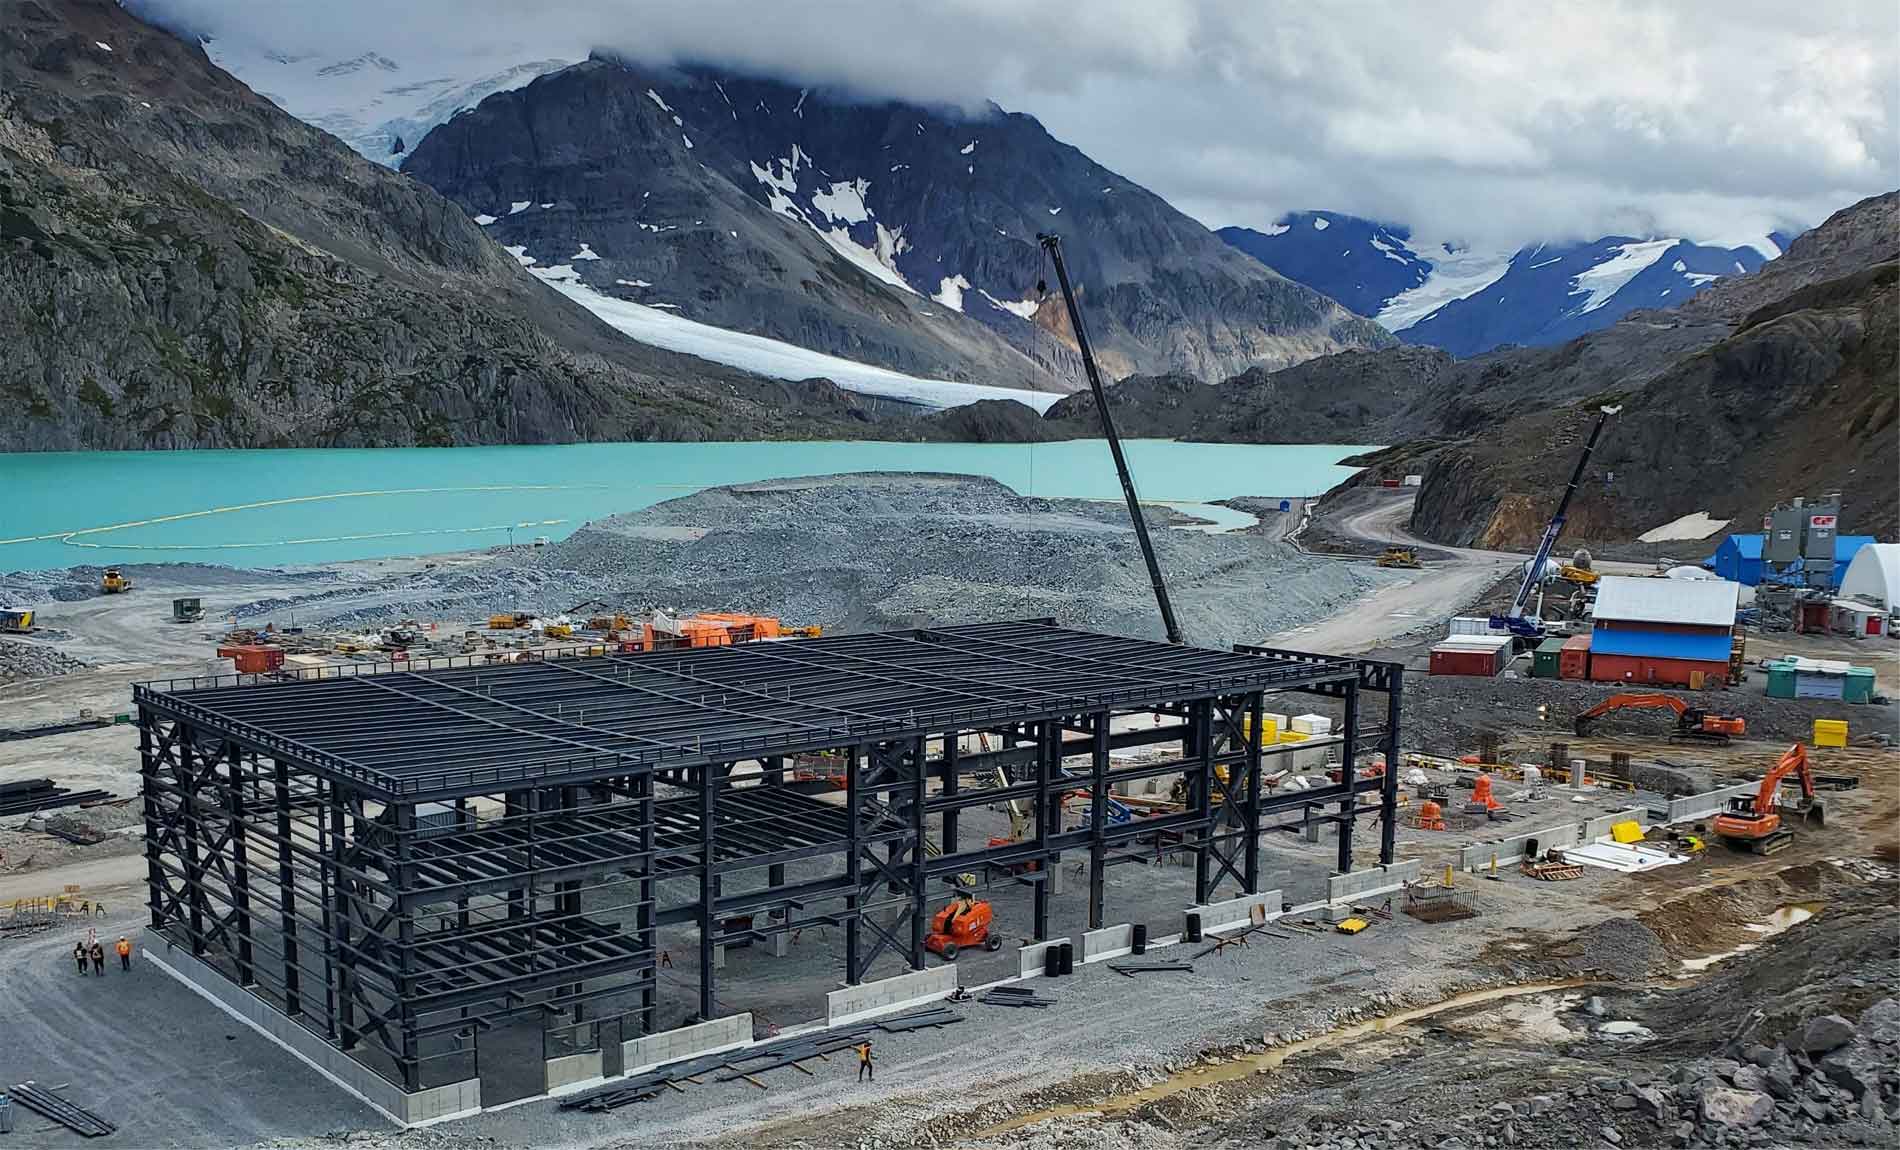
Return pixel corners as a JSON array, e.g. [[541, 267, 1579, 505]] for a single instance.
[[1220, 209, 1793, 357], [401, 58, 1395, 396]]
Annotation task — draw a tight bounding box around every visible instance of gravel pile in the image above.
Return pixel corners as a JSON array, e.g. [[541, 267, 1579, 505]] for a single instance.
[[518, 474, 1390, 647], [0, 638, 90, 682]]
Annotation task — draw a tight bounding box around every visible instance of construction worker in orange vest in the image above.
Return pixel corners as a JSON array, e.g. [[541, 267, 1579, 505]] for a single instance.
[[115, 936, 132, 971], [854, 1040, 874, 1082]]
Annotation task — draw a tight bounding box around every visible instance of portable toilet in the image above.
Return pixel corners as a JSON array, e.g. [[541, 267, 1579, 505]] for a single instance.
[[1763, 659, 1797, 699]]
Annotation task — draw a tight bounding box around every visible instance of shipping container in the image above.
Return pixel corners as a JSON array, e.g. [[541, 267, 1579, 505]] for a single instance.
[[1844, 668, 1876, 704], [1559, 634, 1592, 680], [1430, 635, 1511, 677], [1448, 616, 1495, 637], [1290, 714, 1333, 735], [1531, 637, 1567, 679], [1794, 672, 1846, 700], [217, 644, 285, 674]]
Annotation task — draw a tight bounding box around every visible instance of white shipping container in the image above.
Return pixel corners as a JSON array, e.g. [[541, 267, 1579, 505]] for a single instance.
[[1449, 616, 1494, 636], [1403, 474, 1423, 487], [1291, 714, 1333, 735]]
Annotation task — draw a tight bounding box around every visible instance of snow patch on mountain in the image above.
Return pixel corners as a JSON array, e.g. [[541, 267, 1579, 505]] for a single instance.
[[933, 275, 971, 312], [1570, 238, 1677, 313], [522, 262, 1055, 412], [1372, 238, 1515, 331], [811, 179, 872, 224], [980, 290, 1040, 320]]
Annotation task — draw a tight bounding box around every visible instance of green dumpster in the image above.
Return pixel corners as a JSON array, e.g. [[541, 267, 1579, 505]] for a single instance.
[[1844, 667, 1876, 704], [1764, 659, 1797, 700]]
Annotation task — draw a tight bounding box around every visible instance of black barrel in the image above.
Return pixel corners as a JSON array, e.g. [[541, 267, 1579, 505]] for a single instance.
[[1043, 944, 1061, 978], [1523, 836, 1540, 862], [1185, 912, 1203, 943], [1131, 923, 1149, 955], [1058, 941, 1075, 976]]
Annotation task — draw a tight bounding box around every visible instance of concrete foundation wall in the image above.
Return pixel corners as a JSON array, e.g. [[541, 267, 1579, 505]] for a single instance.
[[1018, 939, 1065, 979], [544, 1049, 604, 1094], [1080, 924, 1134, 962], [1581, 808, 1650, 842], [1190, 889, 1282, 934], [621, 1014, 753, 1075], [1327, 860, 1417, 904], [1668, 782, 1757, 823], [145, 931, 480, 1126], [826, 966, 958, 1026], [1460, 823, 1583, 871]]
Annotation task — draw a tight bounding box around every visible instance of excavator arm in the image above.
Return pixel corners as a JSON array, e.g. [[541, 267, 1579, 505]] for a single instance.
[[1573, 693, 1744, 741], [1749, 743, 1816, 814]]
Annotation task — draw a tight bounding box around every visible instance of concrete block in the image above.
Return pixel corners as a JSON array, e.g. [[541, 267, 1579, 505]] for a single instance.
[[1188, 889, 1281, 934], [1581, 807, 1650, 842], [1461, 823, 1582, 871], [769, 932, 790, 958], [1080, 924, 1134, 963], [544, 1049, 603, 1094], [621, 1014, 753, 1075], [825, 966, 957, 1027], [1381, 859, 1422, 884], [1666, 783, 1756, 824], [1047, 862, 1065, 896], [1019, 939, 1065, 979]]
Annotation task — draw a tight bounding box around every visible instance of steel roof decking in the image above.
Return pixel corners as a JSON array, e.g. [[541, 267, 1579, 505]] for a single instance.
[[138, 621, 1347, 798]]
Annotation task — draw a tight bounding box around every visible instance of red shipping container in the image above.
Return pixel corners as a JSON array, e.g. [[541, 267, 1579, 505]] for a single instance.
[[1559, 634, 1591, 680], [1430, 640, 1509, 677], [217, 644, 285, 674]]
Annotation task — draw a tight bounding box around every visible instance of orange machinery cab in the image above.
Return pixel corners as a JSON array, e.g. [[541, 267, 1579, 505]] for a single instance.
[[923, 894, 1003, 960]]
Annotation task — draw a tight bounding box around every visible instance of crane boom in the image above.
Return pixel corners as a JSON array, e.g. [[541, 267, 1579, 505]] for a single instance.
[[1495, 404, 1620, 636], [1038, 233, 1184, 645]]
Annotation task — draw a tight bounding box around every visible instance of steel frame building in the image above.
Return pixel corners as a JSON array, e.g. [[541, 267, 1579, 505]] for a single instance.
[[137, 621, 1401, 1093]]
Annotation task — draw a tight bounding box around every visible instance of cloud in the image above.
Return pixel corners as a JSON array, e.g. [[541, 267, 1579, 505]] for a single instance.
[[131, 0, 1899, 247]]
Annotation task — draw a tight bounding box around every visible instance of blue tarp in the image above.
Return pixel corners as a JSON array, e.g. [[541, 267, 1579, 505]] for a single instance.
[[1588, 629, 1733, 662]]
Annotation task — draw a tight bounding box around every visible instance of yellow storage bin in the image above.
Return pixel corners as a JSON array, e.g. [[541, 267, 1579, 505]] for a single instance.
[[1241, 715, 1279, 741], [1813, 719, 1848, 748], [1279, 731, 1308, 744]]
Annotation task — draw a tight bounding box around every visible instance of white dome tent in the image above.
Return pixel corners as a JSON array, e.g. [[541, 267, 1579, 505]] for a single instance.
[[1839, 543, 1900, 611]]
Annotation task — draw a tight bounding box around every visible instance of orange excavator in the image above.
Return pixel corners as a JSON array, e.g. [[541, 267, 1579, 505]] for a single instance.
[[1573, 693, 1746, 744], [1712, 743, 1824, 855], [924, 883, 1004, 960]]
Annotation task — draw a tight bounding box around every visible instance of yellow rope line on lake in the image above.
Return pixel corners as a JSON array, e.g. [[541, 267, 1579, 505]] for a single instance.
[[0, 484, 629, 548]]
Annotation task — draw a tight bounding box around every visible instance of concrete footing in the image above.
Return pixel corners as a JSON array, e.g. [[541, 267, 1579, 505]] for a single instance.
[[1326, 860, 1419, 905], [825, 966, 958, 1027], [1080, 923, 1134, 963], [621, 1014, 753, 1075], [1188, 889, 1283, 934]]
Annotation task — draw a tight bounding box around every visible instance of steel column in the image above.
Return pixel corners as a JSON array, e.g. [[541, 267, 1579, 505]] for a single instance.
[[1337, 681, 1360, 875], [1087, 711, 1110, 928]]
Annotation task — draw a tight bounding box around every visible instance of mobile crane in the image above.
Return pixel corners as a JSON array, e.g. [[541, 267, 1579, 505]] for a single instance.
[[1712, 743, 1824, 854], [1490, 405, 1620, 637], [1038, 233, 1183, 645]]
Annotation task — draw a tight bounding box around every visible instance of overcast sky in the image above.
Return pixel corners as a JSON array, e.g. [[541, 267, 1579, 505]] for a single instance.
[[136, 0, 1898, 248]]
